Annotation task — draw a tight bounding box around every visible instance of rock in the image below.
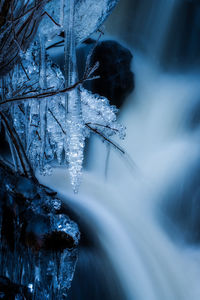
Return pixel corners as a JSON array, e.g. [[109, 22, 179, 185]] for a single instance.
[[78, 39, 135, 108], [0, 160, 80, 299], [0, 276, 32, 300]]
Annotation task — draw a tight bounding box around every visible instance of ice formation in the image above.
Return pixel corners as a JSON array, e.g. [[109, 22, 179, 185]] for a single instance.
[[0, 161, 80, 299], [0, 0, 123, 193], [0, 0, 124, 299], [40, 0, 119, 43]]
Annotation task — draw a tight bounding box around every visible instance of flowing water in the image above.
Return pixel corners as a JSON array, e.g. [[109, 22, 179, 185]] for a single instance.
[[39, 0, 200, 299], [39, 55, 200, 300]]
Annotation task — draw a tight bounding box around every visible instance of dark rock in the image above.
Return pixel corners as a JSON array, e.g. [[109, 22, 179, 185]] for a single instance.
[[15, 177, 38, 201], [20, 212, 51, 251], [21, 211, 77, 251], [44, 231, 75, 251], [1, 204, 16, 251], [0, 276, 32, 300], [90, 40, 134, 108], [77, 39, 135, 108], [0, 160, 80, 298]]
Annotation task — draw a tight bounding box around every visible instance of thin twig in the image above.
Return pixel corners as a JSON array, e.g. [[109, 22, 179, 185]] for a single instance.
[[46, 39, 64, 50], [86, 122, 119, 132], [0, 75, 94, 106], [18, 104, 25, 114], [86, 124, 125, 154], [48, 108, 66, 134], [20, 61, 30, 81], [42, 11, 61, 27], [83, 33, 102, 79]]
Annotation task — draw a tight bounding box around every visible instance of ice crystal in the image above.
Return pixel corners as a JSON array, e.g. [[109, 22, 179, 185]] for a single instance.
[[80, 86, 126, 138], [63, 0, 85, 193]]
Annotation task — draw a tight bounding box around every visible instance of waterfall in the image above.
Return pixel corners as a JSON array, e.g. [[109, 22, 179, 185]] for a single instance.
[[38, 0, 200, 299], [38, 33, 200, 300], [105, 0, 200, 69]]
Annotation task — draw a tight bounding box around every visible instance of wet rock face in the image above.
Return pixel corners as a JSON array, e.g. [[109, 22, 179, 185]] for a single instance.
[[0, 161, 80, 299], [0, 276, 32, 300], [90, 40, 134, 108], [77, 39, 135, 109]]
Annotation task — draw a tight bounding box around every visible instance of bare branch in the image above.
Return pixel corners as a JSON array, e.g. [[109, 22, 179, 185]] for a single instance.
[[42, 11, 61, 27], [46, 39, 64, 50], [20, 62, 30, 81], [83, 33, 102, 79], [0, 71, 99, 107], [48, 108, 66, 134], [86, 122, 119, 133], [86, 123, 125, 154], [0, 0, 48, 75]]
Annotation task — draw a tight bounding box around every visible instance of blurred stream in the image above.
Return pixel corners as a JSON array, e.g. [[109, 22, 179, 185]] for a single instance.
[[39, 0, 200, 299]]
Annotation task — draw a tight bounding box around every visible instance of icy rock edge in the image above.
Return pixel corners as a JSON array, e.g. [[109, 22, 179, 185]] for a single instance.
[[0, 160, 80, 299]]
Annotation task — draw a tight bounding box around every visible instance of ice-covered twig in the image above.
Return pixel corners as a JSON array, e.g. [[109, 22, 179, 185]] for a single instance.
[[0, 76, 95, 107], [85, 123, 125, 154], [0, 0, 48, 75], [41, 10, 61, 28]]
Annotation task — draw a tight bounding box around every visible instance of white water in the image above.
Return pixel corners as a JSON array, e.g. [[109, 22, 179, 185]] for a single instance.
[[38, 50, 200, 299], [38, 1, 200, 298]]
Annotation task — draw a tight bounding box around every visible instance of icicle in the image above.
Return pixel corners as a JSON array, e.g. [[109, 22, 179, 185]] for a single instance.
[[39, 35, 47, 90], [64, 0, 85, 193], [60, 0, 65, 28], [64, 0, 77, 89], [11, 64, 19, 92], [15, 63, 30, 152], [39, 35, 48, 172]]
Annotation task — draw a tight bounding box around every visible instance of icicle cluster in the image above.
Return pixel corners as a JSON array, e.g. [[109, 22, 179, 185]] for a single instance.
[[0, 45, 125, 191], [0, 0, 123, 192]]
